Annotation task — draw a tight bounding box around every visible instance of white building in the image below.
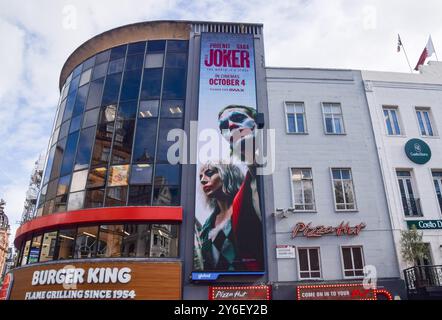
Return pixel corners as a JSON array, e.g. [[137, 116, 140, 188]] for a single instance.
[[362, 61, 442, 275]]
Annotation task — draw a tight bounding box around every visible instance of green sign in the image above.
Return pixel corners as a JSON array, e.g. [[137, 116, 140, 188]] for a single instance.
[[404, 139, 431, 164], [407, 220, 442, 230]]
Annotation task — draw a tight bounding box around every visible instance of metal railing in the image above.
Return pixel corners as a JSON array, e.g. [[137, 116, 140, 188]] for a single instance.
[[401, 197, 423, 217], [404, 265, 442, 297]]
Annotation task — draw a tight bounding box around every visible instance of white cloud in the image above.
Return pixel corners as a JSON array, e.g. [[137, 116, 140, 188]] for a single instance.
[[1, 0, 442, 243]]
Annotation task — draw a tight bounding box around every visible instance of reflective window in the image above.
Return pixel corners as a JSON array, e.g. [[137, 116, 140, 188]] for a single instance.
[[139, 100, 159, 118], [84, 188, 105, 208], [82, 107, 100, 128], [72, 84, 89, 117], [128, 41, 146, 55], [74, 126, 95, 170], [145, 53, 164, 68], [60, 131, 80, 177], [110, 45, 127, 60], [75, 226, 99, 259], [291, 168, 315, 211], [130, 164, 153, 184], [95, 50, 110, 64], [323, 103, 345, 134], [50, 138, 67, 181], [62, 90, 77, 122], [28, 235, 42, 264], [125, 54, 144, 71], [117, 100, 137, 120], [165, 53, 187, 68], [149, 225, 179, 258], [59, 121, 70, 140], [156, 119, 183, 163], [140, 68, 162, 99], [128, 185, 152, 206], [108, 58, 124, 74], [106, 186, 128, 206], [54, 194, 68, 213], [87, 167, 107, 188], [21, 240, 31, 266], [101, 72, 122, 105], [147, 40, 165, 52], [79, 68, 92, 87], [72, 64, 83, 78], [67, 191, 85, 211], [92, 62, 108, 81], [57, 174, 71, 196], [86, 78, 105, 109], [111, 120, 135, 164], [99, 104, 117, 123], [132, 118, 157, 163], [42, 146, 55, 185], [91, 122, 114, 167], [120, 69, 142, 101], [40, 232, 58, 262], [153, 185, 180, 206], [154, 164, 180, 185], [56, 229, 75, 260], [167, 40, 188, 52], [97, 225, 124, 258], [70, 169, 88, 192], [69, 115, 82, 134], [332, 168, 356, 211], [108, 165, 130, 186], [46, 179, 59, 202], [82, 56, 95, 70], [161, 100, 184, 118], [56, 99, 67, 128], [286, 102, 306, 134], [162, 68, 186, 99]]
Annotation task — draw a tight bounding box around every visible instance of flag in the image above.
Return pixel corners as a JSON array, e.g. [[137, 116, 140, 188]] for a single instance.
[[397, 34, 402, 52], [414, 35, 436, 70]]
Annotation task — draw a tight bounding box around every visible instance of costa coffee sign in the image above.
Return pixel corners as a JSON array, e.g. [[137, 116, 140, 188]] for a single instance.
[[291, 221, 366, 238], [209, 286, 270, 300]]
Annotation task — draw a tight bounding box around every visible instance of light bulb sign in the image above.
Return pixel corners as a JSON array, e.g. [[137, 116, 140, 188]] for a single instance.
[[404, 139, 431, 164]]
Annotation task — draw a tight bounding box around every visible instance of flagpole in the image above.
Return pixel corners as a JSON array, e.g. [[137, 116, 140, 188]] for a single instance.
[[399, 34, 413, 72]]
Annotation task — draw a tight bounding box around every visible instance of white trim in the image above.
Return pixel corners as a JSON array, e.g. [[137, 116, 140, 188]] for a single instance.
[[339, 245, 365, 279], [289, 167, 316, 212], [297, 247, 322, 280], [329, 167, 358, 212], [321, 102, 346, 135], [284, 101, 307, 134]]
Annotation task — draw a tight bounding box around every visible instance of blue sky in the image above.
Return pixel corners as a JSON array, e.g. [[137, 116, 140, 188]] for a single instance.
[[1, 0, 442, 240]]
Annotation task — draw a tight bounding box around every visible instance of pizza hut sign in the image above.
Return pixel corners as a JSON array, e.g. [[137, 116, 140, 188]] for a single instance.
[[291, 221, 366, 238]]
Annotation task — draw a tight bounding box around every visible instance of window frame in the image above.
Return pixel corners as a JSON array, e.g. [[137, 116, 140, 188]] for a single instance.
[[382, 105, 403, 136], [415, 107, 438, 138], [284, 101, 307, 134], [431, 169, 442, 217], [340, 245, 365, 279], [396, 168, 422, 218], [330, 168, 358, 212], [289, 167, 316, 212], [321, 102, 346, 135], [297, 247, 322, 280]]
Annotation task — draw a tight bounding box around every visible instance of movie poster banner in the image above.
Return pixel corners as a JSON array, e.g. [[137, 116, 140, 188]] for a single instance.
[[193, 32, 264, 279]]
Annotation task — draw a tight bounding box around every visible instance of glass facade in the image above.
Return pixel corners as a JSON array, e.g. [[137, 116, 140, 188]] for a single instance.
[[36, 40, 188, 217], [17, 223, 180, 265]]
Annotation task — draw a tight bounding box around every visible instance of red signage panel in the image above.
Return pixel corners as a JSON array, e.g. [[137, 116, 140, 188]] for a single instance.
[[209, 286, 271, 300], [297, 283, 376, 300]]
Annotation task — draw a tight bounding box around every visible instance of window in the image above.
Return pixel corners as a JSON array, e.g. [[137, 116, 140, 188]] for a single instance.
[[79, 68, 92, 87], [383, 106, 402, 135], [128, 185, 152, 206], [145, 53, 164, 68], [140, 68, 162, 99], [162, 68, 186, 99], [70, 169, 88, 192], [105, 186, 128, 207], [161, 100, 184, 118], [97, 225, 124, 258], [67, 191, 85, 211], [28, 235, 43, 264], [298, 248, 321, 279], [108, 165, 130, 187], [40, 232, 58, 262], [59, 131, 80, 177], [74, 126, 96, 171], [285, 102, 306, 133], [290, 168, 315, 211], [322, 103, 344, 134], [21, 240, 31, 266], [139, 100, 159, 118], [92, 62, 108, 81], [108, 58, 124, 75], [119, 69, 142, 101], [397, 170, 422, 216], [432, 171, 442, 213], [341, 246, 365, 277], [110, 45, 127, 60], [110, 119, 135, 165], [101, 72, 122, 105], [127, 42, 146, 55], [75, 226, 98, 259], [87, 167, 107, 188], [130, 164, 153, 184], [132, 118, 157, 163], [416, 108, 436, 136], [84, 188, 105, 208], [331, 168, 357, 210]]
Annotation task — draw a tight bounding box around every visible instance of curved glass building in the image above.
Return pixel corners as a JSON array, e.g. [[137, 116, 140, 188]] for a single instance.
[[9, 20, 269, 300]]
